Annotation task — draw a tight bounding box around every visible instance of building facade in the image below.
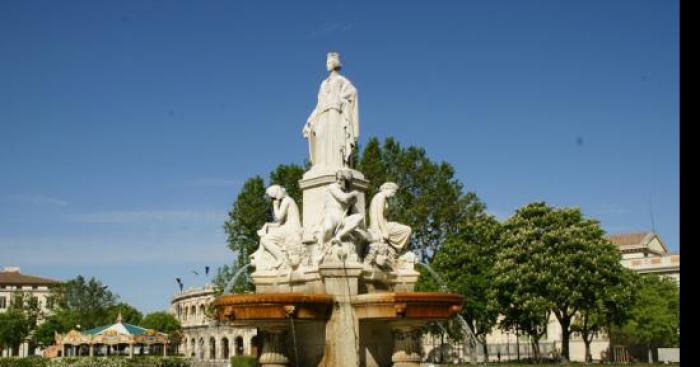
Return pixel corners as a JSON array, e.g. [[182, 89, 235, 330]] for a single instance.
[[0, 266, 60, 357], [421, 231, 680, 363], [170, 285, 257, 363]]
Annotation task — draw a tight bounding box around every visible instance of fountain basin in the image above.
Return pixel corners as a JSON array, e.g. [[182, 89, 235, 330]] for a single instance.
[[352, 292, 463, 321], [214, 292, 334, 321]]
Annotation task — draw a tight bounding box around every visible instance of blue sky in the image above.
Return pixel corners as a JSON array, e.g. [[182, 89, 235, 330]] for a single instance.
[[0, 0, 678, 313]]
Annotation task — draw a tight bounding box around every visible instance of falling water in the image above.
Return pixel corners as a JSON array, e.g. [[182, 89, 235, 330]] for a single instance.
[[415, 262, 449, 291], [416, 261, 479, 364], [288, 316, 300, 367], [224, 263, 253, 294]]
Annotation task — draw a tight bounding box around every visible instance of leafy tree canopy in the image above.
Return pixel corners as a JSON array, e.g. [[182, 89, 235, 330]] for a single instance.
[[106, 302, 143, 325], [423, 214, 502, 358], [494, 201, 632, 361], [358, 137, 485, 263], [141, 311, 183, 344], [0, 310, 29, 351], [46, 275, 137, 332], [613, 275, 679, 350]]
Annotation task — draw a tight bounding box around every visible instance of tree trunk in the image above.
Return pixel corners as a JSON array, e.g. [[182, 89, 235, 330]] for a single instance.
[[531, 339, 540, 362], [516, 327, 520, 361], [607, 321, 613, 363], [560, 318, 571, 362], [481, 338, 488, 362], [583, 333, 592, 363]]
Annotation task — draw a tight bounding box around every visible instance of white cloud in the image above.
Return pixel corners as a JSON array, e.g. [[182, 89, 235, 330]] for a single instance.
[[2, 194, 68, 207], [67, 210, 224, 224], [0, 233, 231, 266]]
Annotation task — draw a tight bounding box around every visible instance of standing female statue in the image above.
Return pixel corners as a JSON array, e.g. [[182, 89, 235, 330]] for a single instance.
[[303, 52, 359, 170]]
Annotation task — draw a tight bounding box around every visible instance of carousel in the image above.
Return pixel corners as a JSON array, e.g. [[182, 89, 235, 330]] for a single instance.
[[54, 313, 170, 358]]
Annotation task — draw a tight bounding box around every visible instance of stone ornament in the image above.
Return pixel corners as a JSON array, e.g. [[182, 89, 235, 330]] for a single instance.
[[251, 185, 303, 271], [304, 52, 359, 170], [364, 182, 414, 271], [315, 170, 367, 264]]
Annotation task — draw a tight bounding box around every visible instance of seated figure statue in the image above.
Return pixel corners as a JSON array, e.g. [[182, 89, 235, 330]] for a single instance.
[[315, 170, 367, 263], [364, 182, 413, 270], [251, 185, 302, 271]]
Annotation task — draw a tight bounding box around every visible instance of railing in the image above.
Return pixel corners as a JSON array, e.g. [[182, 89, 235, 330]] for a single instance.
[[424, 341, 559, 363]]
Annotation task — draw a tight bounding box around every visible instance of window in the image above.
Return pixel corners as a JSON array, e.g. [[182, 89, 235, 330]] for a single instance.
[[0, 296, 6, 309]]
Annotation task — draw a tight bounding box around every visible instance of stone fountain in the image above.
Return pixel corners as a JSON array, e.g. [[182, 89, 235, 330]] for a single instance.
[[213, 52, 463, 367]]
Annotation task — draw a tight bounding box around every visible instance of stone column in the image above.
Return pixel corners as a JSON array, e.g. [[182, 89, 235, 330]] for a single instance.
[[258, 328, 290, 367], [319, 261, 363, 367], [391, 326, 422, 367]]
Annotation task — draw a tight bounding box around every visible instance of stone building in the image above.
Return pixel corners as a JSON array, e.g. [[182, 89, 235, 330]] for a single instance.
[[422, 231, 680, 363], [170, 284, 257, 363], [612, 232, 680, 284], [0, 266, 60, 357]]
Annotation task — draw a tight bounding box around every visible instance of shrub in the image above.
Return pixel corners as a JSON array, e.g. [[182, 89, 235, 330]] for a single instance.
[[0, 357, 48, 367], [230, 356, 257, 367]]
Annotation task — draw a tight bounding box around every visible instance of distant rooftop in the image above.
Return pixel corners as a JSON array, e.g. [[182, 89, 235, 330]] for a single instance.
[[0, 266, 60, 286], [606, 232, 670, 255]]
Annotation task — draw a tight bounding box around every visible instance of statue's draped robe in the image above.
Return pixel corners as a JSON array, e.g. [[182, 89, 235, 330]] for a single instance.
[[368, 193, 411, 251], [306, 74, 359, 169]]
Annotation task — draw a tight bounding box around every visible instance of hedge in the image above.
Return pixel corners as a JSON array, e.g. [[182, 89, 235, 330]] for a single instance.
[[230, 356, 257, 367]]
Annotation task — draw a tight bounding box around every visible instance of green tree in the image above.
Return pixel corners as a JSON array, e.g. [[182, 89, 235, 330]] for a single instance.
[[0, 310, 29, 356], [50, 275, 118, 329], [427, 215, 501, 360], [359, 138, 485, 264], [572, 268, 637, 362], [32, 315, 67, 348], [106, 302, 143, 325], [493, 275, 551, 361], [612, 275, 679, 362], [9, 292, 42, 334], [141, 311, 183, 349], [268, 163, 307, 205], [495, 202, 630, 362]]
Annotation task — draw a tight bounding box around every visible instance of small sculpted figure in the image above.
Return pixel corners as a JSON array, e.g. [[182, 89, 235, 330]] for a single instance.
[[251, 185, 302, 270], [303, 52, 359, 170], [364, 182, 413, 269], [316, 170, 366, 262]]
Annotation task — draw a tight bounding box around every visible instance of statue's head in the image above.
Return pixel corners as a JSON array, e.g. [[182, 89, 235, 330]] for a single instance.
[[380, 182, 399, 197], [326, 52, 342, 72], [335, 169, 353, 188], [266, 185, 287, 200]]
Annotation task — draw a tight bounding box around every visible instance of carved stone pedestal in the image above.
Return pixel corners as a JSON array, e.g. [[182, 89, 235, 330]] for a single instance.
[[391, 325, 422, 367], [258, 327, 290, 367]]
